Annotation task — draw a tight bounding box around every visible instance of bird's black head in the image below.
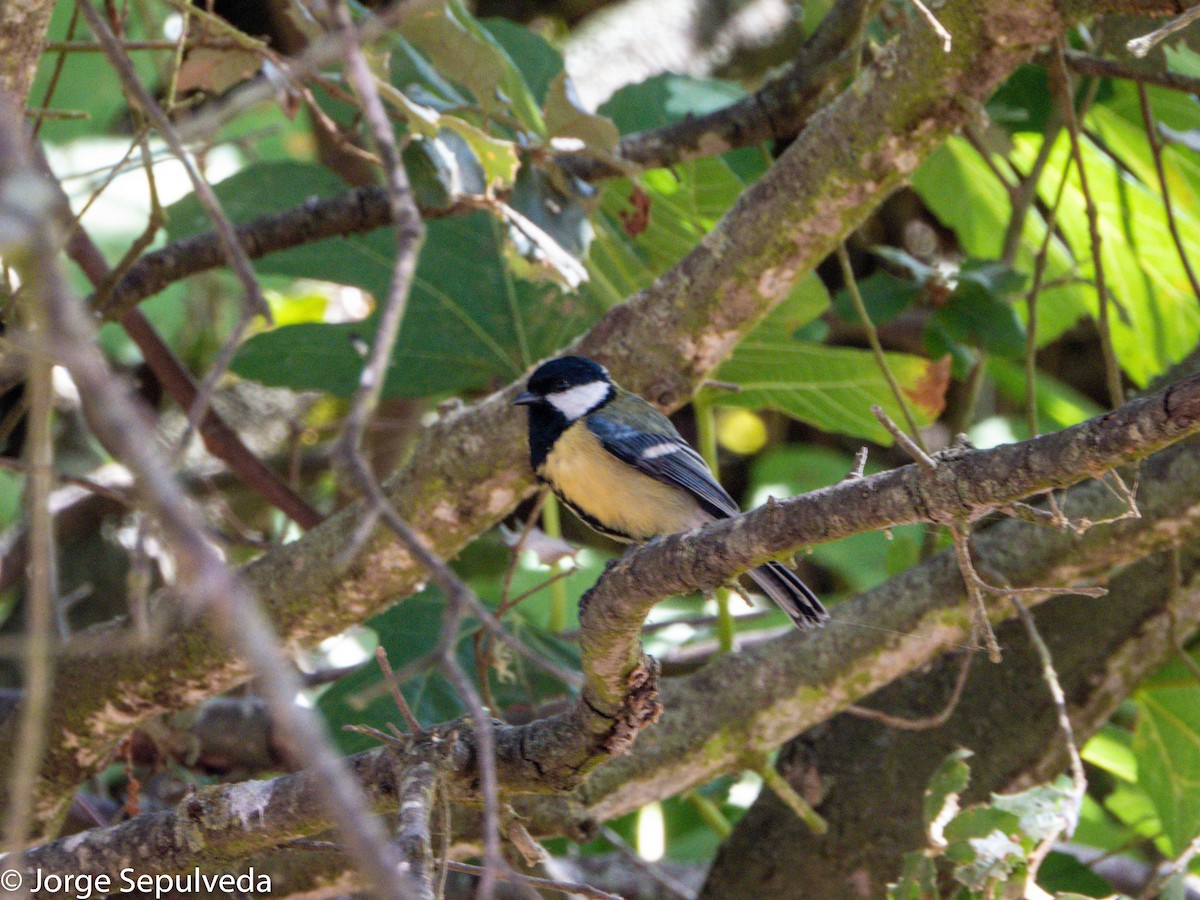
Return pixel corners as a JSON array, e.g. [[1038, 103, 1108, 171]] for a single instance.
[[514, 356, 615, 423], [515, 357, 615, 470]]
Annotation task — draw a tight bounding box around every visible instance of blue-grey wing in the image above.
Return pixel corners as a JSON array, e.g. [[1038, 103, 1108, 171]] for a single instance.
[[586, 413, 741, 519]]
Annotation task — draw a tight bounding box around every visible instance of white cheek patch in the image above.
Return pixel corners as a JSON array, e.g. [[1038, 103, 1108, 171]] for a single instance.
[[547, 381, 611, 420], [640, 442, 683, 460]]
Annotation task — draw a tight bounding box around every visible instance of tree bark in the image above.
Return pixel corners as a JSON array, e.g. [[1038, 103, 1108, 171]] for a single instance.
[[0, 0, 55, 107], [699, 546, 1200, 898]]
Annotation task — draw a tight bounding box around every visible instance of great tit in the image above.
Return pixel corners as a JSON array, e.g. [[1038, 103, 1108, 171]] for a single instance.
[[514, 356, 827, 630]]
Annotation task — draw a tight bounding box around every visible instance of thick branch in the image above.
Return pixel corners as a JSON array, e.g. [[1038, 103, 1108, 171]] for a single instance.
[[701, 547, 1200, 898], [18, 425, 1200, 881]]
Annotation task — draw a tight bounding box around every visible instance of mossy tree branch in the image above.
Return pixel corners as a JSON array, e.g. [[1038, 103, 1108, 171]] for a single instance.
[[13, 394, 1200, 881]]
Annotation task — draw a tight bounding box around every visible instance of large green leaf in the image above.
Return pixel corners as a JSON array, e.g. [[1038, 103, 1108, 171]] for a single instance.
[[710, 274, 949, 443], [1135, 686, 1200, 854], [167, 162, 603, 397], [912, 138, 1088, 347], [400, 0, 544, 134], [1011, 129, 1200, 387]]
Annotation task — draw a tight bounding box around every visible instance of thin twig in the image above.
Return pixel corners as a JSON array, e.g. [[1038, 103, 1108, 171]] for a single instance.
[[1, 345, 57, 848], [840, 246, 928, 451], [443, 861, 625, 900], [847, 647, 975, 730], [0, 96, 414, 900], [844, 447, 869, 480], [600, 826, 696, 900], [1010, 598, 1086, 805], [327, 0, 424, 468], [950, 523, 1003, 662], [1024, 156, 1072, 438], [442, 655, 502, 900], [1137, 82, 1200, 303], [1053, 40, 1124, 408], [376, 646, 423, 733], [908, 0, 951, 51], [1126, 4, 1200, 57], [76, 0, 271, 322], [1064, 50, 1200, 95], [870, 405, 935, 469], [746, 751, 828, 834], [434, 780, 450, 900]]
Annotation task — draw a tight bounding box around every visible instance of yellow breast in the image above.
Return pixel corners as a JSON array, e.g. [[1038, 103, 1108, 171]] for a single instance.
[[539, 421, 711, 541]]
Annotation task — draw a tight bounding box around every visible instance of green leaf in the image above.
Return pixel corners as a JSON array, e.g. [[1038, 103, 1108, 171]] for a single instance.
[[990, 777, 1080, 843], [482, 18, 563, 105], [377, 65, 521, 194], [506, 162, 593, 286], [168, 162, 603, 397], [1035, 851, 1115, 898], [832, 270, 922, 325], [401, 0, 544, 134], [1082, 723, 1137, 784], [924, 749, 974, 843], [712, 279, 949, 443], [1135, 686, 1200, 854], [599, 74, 767, 181], [30, 2, 161, 144], [888, 852, 941, 900], [1011, 125, 1200, 387], [987, 64, 1053, 134], [987, 358, 1103, 434], [912, 138, 1088, 348], [542, 71, 619, 153], [1165, 43, 1200, 79], [580, 155, 747, 308], [933, 266, 1027, 360]]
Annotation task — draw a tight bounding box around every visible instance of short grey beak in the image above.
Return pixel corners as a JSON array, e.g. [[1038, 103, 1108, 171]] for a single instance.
[[513, 390, 537, 406]]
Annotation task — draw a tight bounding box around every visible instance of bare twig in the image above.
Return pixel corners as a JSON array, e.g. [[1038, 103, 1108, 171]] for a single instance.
[[1024, 156, 1072, 438], [950, 523, 1003, 661], [844, 447, 869, 480], [0, 99, 413, 899], [870, 405, 935, 470], [326, 0, 424, 469], [1137, 82, 1200, 303], [1053, 39, 1124, 408], [76, 0, 271, 323], [908, 0, 952, 51], [1126, 3, 1200, 57], [1, 338, 57, 848], [1064, 50, 1200, 95], [848, 647, 975, 730], [840, 246, 929, 451], [441, 655, 502, 900], [1010, 595, 1086, 894], [376, 646, 423, 734], [745, 751, 828, 835], [444, 861, 625, 900]]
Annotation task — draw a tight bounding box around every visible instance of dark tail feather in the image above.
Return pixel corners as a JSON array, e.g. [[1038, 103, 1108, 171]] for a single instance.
[[746, 562, 828, 630]]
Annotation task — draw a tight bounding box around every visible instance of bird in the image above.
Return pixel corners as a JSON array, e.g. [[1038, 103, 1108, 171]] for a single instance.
[[513, 355, 827, 629]]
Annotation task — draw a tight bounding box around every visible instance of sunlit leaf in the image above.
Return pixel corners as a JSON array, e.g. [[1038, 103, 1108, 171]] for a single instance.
[[401, 0, 544, 134], [1135, 686, 1200, 854], [168, 162, 603, 396], [712, 278, 949, 443]]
